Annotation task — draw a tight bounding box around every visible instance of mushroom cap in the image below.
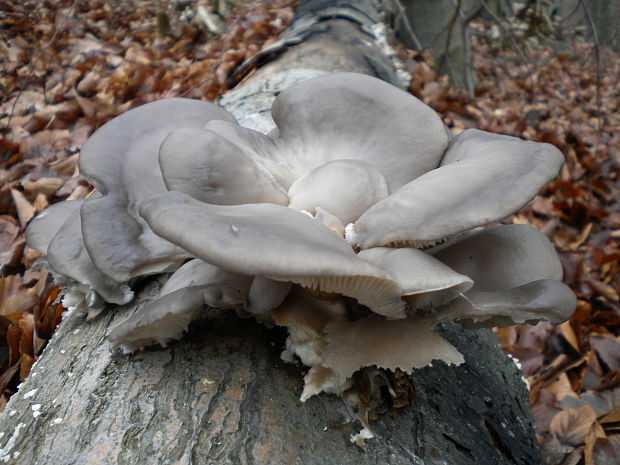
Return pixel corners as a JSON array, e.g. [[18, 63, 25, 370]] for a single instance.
[[159, 127, 288, 206], [159, 258, 254, 299], [321, 315, 464, 380], [287, 159, 389, 224], [78, 98, 236, 282], [203, 120, 295, 188], [108, 286, 206, 353], [358, 247, 473, 310], [435, 279, 577, 328], [270, 286, 348, 334], [26, 199, 84, 255], [432, 223, 564, 291], [271, 72, 449, 191], [108, 258, 255, 353], [351, 129, 565, 248], [139, 191, 406, 318], [47, 207, 133, 305]]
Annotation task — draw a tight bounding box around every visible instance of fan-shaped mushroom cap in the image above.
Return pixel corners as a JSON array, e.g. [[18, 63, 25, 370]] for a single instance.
[[358, 247, 473, 310], [26, 199, 83, 254], [351, 129, 565, 249], [159, 258, 254, 299], [287, 159, 389, 224], [78, 98, 235, 282], [46, 207, 134, 305], [139, 191, 406, 318], [432, 224, 563, 291], [271, 73, 449, 191], [204, 119, 295, 188], [159, 127, 288, 206], [321, 315, 464, 381], [108, 259, 254, 353], [435, 279, 577, 328], [108, 286, 206, 353]]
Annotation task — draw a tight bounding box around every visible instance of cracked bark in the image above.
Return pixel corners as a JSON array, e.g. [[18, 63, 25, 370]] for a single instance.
[[0, 1, 543, 464]]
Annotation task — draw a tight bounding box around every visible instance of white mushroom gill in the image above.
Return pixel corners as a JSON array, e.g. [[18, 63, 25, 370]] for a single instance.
[[27, 72, 576, 428]]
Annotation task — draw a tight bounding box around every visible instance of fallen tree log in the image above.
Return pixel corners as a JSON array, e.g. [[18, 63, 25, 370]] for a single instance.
[[0, 2, 544, 464]]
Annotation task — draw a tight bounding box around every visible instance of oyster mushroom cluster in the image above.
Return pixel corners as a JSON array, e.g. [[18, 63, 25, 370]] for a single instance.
[[27, 73, 576, 401]]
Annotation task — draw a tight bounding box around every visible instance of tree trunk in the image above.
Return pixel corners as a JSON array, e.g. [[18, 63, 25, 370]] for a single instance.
[[0, 2, 544, 464]]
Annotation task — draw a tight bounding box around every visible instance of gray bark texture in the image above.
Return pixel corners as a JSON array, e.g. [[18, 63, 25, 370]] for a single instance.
[[0, 1, 544, 464]]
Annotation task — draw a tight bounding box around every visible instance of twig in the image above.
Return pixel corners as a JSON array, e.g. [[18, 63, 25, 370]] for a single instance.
[[478, 0, 531, 68], [386, 0, 423, 50], [578, 0, 602, 158], [437, 0, 462, 75]]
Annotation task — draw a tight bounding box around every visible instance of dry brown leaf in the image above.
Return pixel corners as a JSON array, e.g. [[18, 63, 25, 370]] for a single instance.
[[560, 321, 580, 354], [0, 291, 39, 316], [550, 405, 597, 446], [19, 353, 34, 382], [49, 153, 79, 177], [591, 435, 620, 465], [9, 188, 35, 228], [584, 423, 608, 465], [568, 223, 593, 250], [22, 177, 64, 198], [590, 336, 620, 372], [0, 276, 23, 300], [585, 279, 619, 302], [560, 388, 620, 418], [0, 216, 19, 255], [33, 193, 49, 212]]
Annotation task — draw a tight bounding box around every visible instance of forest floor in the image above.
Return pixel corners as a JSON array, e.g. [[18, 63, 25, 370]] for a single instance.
[[1, 1, 618, 464]]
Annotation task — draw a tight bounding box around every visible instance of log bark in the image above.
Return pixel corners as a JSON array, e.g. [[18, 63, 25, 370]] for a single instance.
[[0, 2, 544, 464]]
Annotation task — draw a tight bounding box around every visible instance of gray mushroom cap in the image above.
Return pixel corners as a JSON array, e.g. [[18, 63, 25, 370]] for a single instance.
[[432, 223, 564, 291], [321, 315, 464, 380], [351, 129, 565, 248], [78, 98, 236, 282], [435, 279, 577, 328], [26, 199, 83, 255], [108, 259, 254, 353], [108, 286, 208, 353], [46, 207, 134, 306], [271, 73, 449, 191], [26, 198, 133, 306], [139, 191, 406, 318], [159, 127, 288, 206], [287, 159, 389, 224], [357, 247, 473, 310]]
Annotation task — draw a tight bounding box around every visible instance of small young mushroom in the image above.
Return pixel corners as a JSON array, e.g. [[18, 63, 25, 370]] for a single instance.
[[287, 159, 389, 224]]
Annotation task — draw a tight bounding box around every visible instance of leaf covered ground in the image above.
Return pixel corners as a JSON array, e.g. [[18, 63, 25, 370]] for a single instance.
[[0, 1, 618, 463]]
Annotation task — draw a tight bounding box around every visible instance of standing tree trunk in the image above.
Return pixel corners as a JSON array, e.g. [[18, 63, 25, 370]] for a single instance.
[[0, 2, 544, 464]]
